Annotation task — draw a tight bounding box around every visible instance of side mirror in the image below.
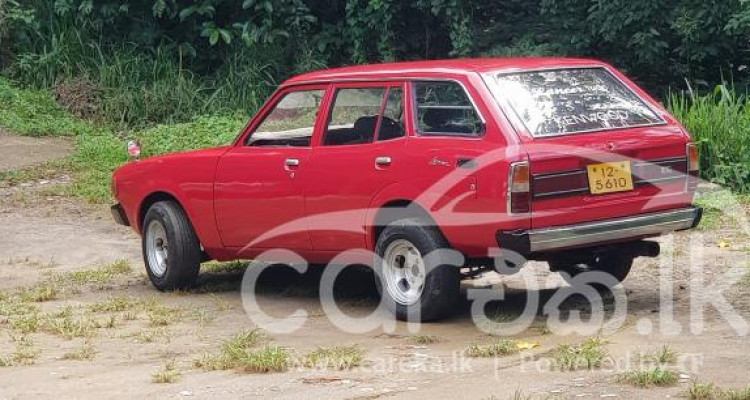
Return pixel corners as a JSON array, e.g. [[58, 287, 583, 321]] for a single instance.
[[127, 140, 141, 160]]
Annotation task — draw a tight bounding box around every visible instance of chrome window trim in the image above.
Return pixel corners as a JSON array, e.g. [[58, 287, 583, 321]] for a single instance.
[[486, 66, 668, 139]]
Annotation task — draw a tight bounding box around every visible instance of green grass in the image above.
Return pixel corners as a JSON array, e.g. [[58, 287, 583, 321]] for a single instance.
[[66, 260, 132, 285], [620, 367, 678, 388], [553, 337, 610, 371], [193, 329, 292, 373], [302, 345, 364, 370], [88, 295, 138, 313], [62, 340, 97, 361], [669, 86, 750, 193], [0, 76, 247, 203], [640, 345, 678, 365], [152, 360, 181, 383], [408, 334, 440, 345], [465, 339, 520, 358]]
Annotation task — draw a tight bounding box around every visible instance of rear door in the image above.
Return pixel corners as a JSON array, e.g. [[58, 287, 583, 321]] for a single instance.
[[489, 67, 693, 228], [302, 82, 408, 251]]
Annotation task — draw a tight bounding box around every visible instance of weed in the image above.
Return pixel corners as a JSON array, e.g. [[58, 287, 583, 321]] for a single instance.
[[192, 308, 215, 326], [62, 340, 97, 361], [640, 345, 677, 365], [43, 313, 97, 339], [18, 283, 58, 302], [465, 339, 519, 358], [553, 337, 610, 371], [302, 346, 364, 370], [235, 346, 291, 373], [209, 293, 233, 312], [67, 260, 132, 285], [722, 386, 750, 400], [0, 298, 39, 317], [146, 305, 181, 327], [408, 334, 439, 345], [0, 335, 41, 366], [89, 295, 138, 313], [195, 329, 270, 371], [152, 360, 181, 384], [685, 381, 717, 400], [620, 367, 678, 387], [133, 329, 171, 344], [10, 313, 42, 334]]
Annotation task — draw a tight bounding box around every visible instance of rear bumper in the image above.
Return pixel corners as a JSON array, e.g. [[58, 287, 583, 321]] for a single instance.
[[111, 204, 130, 227], [497, 206, 702, 255]]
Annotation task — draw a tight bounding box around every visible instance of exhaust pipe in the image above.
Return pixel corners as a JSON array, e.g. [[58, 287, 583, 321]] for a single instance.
[[628, 240, 660, 258]]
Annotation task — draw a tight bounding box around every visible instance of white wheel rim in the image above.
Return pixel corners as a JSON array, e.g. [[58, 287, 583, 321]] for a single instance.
[[146, 220, 169, 277], [382, 239, 426, 305]]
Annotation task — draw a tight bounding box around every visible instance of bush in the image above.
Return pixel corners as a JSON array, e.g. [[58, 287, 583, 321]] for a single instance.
[[668, 85, 750, 193]]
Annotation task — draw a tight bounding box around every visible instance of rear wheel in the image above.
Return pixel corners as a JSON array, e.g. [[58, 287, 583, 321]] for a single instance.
[[549, 250, 633, 288], [142, 201, 201, 290], [374, 218, 461, 321]]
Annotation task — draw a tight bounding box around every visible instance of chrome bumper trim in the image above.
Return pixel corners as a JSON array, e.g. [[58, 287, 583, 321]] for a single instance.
[[528, 207, 701, 253]]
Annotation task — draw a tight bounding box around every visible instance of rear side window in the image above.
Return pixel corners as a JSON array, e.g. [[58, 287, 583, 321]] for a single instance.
[[414, 81, 484, 137], [247, 89, 324, 147], [324, 88, 386, 146], [495, 68, 665, 137]]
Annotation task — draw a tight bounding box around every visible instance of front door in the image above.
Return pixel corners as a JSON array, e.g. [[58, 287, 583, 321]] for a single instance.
[[214, 86, 327, 250]]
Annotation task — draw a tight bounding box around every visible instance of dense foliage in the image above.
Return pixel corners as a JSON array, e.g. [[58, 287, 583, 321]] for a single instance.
[[4, 1, 750, 125], [2, 1, 750, 194]]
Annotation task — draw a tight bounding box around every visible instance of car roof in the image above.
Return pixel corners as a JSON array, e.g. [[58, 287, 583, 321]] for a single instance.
[[282, 57, 607, 86]]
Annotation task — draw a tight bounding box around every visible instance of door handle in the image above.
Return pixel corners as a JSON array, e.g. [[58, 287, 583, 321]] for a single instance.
[[375, 156, 392, 167], [285, 158, 300, 167], [457, 157, 477, 168]]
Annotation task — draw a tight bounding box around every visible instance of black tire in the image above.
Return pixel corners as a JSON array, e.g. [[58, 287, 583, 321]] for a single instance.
[[549, 250, 633, 288], [141, 201, 201, 291], [374, 218, 461, 321]]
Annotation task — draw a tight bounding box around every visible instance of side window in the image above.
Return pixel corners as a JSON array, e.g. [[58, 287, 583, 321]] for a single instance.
[[324, 88, 386, 146], [377, 87, 406, 141], [414, 81, 484, 136], [247, 89, 324, 147]]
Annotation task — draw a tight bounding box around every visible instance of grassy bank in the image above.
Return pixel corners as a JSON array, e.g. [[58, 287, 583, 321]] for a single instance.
[[2, 76, 750, 204], [669, 85, 750, 193], [0, 77, 246, 202]]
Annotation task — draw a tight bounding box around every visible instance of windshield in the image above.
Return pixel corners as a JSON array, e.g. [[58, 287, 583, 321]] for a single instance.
[[495, 67, 665, 137]]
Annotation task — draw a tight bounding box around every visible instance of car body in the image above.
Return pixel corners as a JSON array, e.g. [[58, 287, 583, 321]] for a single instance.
[[111, 58, 702, 320]]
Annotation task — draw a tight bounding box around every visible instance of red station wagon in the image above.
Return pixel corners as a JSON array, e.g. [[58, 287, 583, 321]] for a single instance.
[[111, 58, 702, 321]]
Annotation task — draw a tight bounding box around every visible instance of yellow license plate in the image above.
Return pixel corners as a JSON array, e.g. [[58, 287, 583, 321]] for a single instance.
[[587, 161, 634, 195]]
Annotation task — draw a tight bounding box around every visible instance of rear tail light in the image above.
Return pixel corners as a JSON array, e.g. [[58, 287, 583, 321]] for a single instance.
[[686, 143, 699, 192], [687, 143, 699, 174], [508, 161, 531, 214]]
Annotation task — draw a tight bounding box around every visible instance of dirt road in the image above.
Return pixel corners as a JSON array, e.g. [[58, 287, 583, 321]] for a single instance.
[[0, 133, 748, 400], [0, 128, 71, 172]]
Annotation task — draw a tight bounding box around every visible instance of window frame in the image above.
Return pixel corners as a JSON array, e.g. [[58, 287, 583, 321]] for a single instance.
[[240, 84, 328, 147], [319, 82, 405, 147], [411, 79, 487, 138]]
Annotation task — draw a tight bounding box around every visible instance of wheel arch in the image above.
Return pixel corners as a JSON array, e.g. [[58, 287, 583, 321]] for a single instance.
[[369, 199, 446, 250], [138, 191, 185, 232]]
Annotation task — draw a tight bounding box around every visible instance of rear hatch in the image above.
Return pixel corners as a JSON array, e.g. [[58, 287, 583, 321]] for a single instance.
[[492, 67, 693, 228]]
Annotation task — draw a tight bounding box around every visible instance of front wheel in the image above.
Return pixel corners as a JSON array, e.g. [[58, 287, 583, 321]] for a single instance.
[[374, 218, 461, 321], [142, 201, 201, 290]]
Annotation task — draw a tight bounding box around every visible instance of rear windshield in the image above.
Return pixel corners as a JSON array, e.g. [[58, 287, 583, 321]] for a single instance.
[[495, 68, 665, 137]]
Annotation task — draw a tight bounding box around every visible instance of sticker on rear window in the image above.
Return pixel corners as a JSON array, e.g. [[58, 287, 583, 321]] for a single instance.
[[495, 68, 665, 137]]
